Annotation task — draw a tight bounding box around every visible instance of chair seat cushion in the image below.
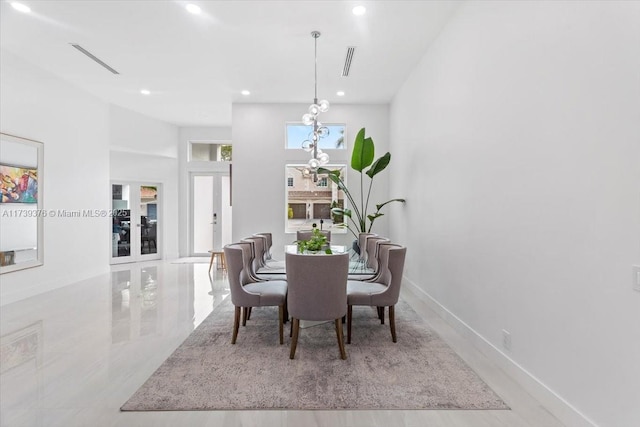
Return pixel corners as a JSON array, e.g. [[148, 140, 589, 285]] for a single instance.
[[244, 281, 287, 306], [347, 280, 386, 306], [347, 274, 376, 281]]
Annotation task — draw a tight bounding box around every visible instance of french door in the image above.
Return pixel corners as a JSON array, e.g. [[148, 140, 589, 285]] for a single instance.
[[111, 182, 162, 264], [190, 173, 231, 255]]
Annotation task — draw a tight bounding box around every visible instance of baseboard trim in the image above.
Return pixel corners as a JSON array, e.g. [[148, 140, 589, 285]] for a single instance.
[[403, 277, 598, 427]]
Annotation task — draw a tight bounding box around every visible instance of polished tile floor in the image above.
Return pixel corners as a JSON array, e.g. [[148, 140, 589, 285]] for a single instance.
[[0, 260, 565, 427]]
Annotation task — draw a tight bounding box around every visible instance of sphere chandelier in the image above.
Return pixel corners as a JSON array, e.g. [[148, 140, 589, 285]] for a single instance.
[[301, 31, 330, 178]]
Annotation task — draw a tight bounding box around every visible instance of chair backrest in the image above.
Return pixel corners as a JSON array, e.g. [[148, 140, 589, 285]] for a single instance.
[[241, 236, 267, 270], [296, 230, 331, 243], [224, 244, 260, 307], [285, 252, 348, 321], [358, 232, 376, 261], [232, 241, 260, 283], [365, 236, 390, 270], [254, 232, 272, 260], [372, 244, 407, 306]]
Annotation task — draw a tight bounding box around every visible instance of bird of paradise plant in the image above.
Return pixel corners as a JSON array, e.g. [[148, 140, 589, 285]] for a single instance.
[[318, 127, 405, 239]]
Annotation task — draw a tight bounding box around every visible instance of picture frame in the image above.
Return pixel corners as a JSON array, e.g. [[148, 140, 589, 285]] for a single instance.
[[0, 133, 44, 274]]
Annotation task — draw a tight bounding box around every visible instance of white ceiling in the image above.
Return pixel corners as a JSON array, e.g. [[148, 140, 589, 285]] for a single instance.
[[0, 0, 460, 127]]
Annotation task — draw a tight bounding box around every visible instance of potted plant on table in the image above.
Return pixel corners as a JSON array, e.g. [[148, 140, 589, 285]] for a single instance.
[[318, 127, 405, 244], [296, 228, 333, 254]]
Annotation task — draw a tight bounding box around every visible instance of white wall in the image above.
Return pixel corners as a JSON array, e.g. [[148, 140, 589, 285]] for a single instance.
[[109, 105, 180, 259], [232, 103, 392, 260], [0, 51, 111, 305], [390, 2, 640, 427], [110, 105, 178, 158], [178, 127, 232, 257]]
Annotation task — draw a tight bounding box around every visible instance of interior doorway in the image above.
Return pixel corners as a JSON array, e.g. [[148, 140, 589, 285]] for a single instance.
[[190, 173, 232, 255], [111, 182, 162, 264]]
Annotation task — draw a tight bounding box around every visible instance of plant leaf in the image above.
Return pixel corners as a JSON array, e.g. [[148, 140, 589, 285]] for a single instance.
[[317, 167, 340, 177], [351, 128, 374, 172], [366, 152, 391, 178], [375, 198, 406, 211], [368, 213, 384, 221], [333, 208, 351, 218]]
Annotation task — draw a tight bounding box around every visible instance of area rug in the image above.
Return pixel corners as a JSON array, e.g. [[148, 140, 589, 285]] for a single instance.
[[121, 298, 509, 411]]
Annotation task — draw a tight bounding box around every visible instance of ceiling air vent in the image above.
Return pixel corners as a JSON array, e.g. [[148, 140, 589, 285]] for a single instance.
[[341, 46, 356, 77], [70, 43, 120, 75]]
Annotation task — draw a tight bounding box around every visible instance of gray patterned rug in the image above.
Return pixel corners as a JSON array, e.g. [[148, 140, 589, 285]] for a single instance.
[[121, 298, 509, 411]]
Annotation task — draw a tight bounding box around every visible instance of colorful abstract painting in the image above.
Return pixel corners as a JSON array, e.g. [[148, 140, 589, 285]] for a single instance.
[[0, 164, 38, 203]]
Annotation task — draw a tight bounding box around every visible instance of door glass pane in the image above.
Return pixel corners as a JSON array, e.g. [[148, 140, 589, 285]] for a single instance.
[[112, 184, 131, 258], [193, 176, 214, 253], [220, 176, 232, 247], [140, 186, 158, 255]]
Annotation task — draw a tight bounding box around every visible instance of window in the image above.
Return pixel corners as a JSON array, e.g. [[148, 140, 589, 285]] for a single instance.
[[189, 142, 232, 162], [285, 164, 347, 234], [285, 124, 346, 150]]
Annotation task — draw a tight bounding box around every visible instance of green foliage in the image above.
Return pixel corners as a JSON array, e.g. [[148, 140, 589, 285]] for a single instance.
[[220, 145, 232, 161], [318, 127, 405, 238], [296, 229, 332, 254], [330, 200, 343, 223]]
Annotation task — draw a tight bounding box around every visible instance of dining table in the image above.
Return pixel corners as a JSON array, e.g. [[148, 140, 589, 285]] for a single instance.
[[255, 244, 376, 279]]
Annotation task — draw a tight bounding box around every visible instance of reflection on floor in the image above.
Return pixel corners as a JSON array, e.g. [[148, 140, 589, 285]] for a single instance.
[[0, 260, 564, 427]]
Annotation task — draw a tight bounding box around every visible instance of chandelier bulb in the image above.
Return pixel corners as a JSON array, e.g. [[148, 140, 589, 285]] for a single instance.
[[308, 158, 320, 170], [302, 113, 314, 126], [301, 140, 314, 152], [309, 104, 320, 115], [318, 152, 330, 165], [318, 99, 330, 112], [317, 126, 329, 137]]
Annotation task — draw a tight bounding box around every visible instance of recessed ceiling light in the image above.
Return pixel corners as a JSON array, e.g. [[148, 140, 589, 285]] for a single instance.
[[352, 5, 366, 16], [241, 90, 250, 96], [140, 89, 151, 95], [337, 91, 345, 97], [11, 2, 31, 13], [185, 4, 201, 15]]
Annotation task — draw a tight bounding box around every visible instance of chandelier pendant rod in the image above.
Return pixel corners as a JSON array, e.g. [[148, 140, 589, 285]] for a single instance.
[[312, 31, 320, 171]]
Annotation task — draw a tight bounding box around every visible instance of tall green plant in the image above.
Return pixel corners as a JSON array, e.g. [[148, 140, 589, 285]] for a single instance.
[[318, 128, 405, 239]]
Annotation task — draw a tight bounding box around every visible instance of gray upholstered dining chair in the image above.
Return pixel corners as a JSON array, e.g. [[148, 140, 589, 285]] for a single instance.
[[224, 243, 288, 345], [357, 232, 376, 262], [241, 235, 284, 281], [365, 236, 389, 271], [285, 252, 349, 360], [346, 243, 407, 344], [254, 232, 273, 260], [242, 236, 268, 270], [348, 236, 390, 283], [253, 233, 286, 270]]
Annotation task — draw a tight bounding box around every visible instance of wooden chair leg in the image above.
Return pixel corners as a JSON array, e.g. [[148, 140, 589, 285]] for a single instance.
[[389, 305, 397, 343], [335, 318, 347, 360], [289, 318, 300, 359], [347, 305, 353, 344], [283, 296, 289, 324], [247, 307, 252, 320], [278, 305, 284, 345], [208, 253, 215, 273], [242, 307, 248, 326], [232, 306, 240, 344], [379, 306, 385, 324]]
